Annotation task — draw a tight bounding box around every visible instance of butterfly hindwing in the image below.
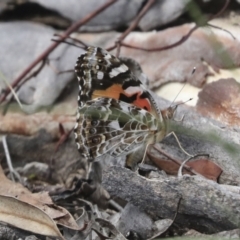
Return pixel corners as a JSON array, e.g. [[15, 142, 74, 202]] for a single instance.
[[75, 97, 162, 161]]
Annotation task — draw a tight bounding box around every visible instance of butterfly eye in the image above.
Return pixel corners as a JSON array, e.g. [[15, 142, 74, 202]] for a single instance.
[[91, 136, 101, 144], [91, 120, 99, 126], [89, 128, 96, 134]]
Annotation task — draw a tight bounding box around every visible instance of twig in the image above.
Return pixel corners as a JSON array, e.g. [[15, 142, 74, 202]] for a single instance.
[[147, 197, 182, 239], [111, 0, 230, 53], [207, 23, 236, 40], [178, 156, 194, 177], [118, 25, 199, 52], [54, 124, 73, 152], [52, 33, 88, 48], [0, 72, 23, 110], [2, 136, 22, 183], [110, 0, 156, 56], [0, 0, 118, 104], [109, 199, 123, 212], [208, 0, 230, 20], [1, 59, 47, 115], [150, 145, 196, 175]]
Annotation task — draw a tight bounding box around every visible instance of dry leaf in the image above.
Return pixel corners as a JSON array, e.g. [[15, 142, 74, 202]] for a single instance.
[[187, 158, 222, 181], [150, 154, 222, 181], [120, 24, 240, 88], [0, 165, 80, 235], [197, 78, 240, 126], [0, 195, 63, 239]]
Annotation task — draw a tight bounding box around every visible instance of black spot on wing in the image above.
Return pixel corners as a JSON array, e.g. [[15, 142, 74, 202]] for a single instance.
[[119, 93, 138, 103], [139, 91, 149, 99], [122, 78, 142, 89]]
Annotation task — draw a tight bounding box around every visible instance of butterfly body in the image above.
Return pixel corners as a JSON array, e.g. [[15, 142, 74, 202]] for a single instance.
[[74, 47, 173, 164]]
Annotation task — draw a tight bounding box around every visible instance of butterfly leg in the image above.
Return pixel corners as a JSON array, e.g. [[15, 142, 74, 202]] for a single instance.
[[87, 161, 102, 183], [140, 143, 152, 165], [125, 148, 146, 171], [166, 131, 193, 157], [125, 144, 153, 172], [174, 114, 185, 122]]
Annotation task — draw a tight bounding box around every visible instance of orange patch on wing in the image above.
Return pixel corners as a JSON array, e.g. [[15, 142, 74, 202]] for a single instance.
[[133, 92, 151, 112], [92, 84, 152, 112], [92, 84, 124, 100]]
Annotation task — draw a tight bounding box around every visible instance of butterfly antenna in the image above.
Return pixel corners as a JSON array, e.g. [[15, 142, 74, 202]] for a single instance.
[[170, 66, 196, 107], [172, 98, 193, 109], [170, 83, 186, 107]]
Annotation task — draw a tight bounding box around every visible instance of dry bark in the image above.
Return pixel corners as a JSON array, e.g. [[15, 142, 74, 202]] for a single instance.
[[102, 165, 240, 234]]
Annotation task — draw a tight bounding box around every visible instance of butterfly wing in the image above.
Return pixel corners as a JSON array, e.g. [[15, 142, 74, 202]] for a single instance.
[[74, 97, 163, 162], [75, 46, 160, 117]]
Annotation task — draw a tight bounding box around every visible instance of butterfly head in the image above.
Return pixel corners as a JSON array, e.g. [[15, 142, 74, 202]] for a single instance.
[[161, 105, 177, 121]]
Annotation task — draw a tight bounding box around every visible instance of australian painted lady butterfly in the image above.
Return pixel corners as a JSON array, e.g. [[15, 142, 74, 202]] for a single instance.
[[74, 47, 175, 165]]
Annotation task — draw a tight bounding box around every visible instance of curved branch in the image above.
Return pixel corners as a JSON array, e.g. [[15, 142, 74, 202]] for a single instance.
[[0, 0, 118, 103]]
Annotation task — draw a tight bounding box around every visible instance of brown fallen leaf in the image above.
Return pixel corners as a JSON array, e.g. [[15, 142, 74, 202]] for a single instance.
[[119, 23, 240, 88], [0, 165, 80, 235], [187, 158, 222, 181], [0, 195, 63, 239], [149, 152, 222, 181], [197, 78, 240, 126]]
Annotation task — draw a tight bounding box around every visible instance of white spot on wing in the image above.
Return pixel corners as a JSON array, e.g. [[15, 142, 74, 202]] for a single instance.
[[74, 132, 78, 139], [76, 142, 80, 149], [125, 86, 143, 95], [74, 122, 79, 129], [108, 120, 120, 129], [97, 71, 104, 79], [109, 64, 128, 78], [104, 53, 112, 60]]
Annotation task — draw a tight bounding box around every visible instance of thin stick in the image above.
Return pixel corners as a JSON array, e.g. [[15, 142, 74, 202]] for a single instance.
[[178, 154, 209, 178], [2, 136, 21, 182], [109, 199, 123, 212], [108, 0, 156, 55], [151, 145, 195, 175], [178, 156, 193, 177], [111, 0, 230, 52], [0, 0, 118, 103], [0, 72, 23, 109]]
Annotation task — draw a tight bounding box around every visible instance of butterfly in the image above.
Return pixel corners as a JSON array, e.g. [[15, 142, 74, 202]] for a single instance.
[[74, 46, 175, 167]]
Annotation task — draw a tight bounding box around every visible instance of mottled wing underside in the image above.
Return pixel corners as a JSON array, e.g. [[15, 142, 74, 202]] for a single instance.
[[74, 46, 171, 162], [75, 97, 162, 161]]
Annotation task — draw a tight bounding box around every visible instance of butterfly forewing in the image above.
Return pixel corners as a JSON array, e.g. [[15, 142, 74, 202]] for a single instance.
[[74, 46, 172, 162], [75, 46, 160, 117]]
